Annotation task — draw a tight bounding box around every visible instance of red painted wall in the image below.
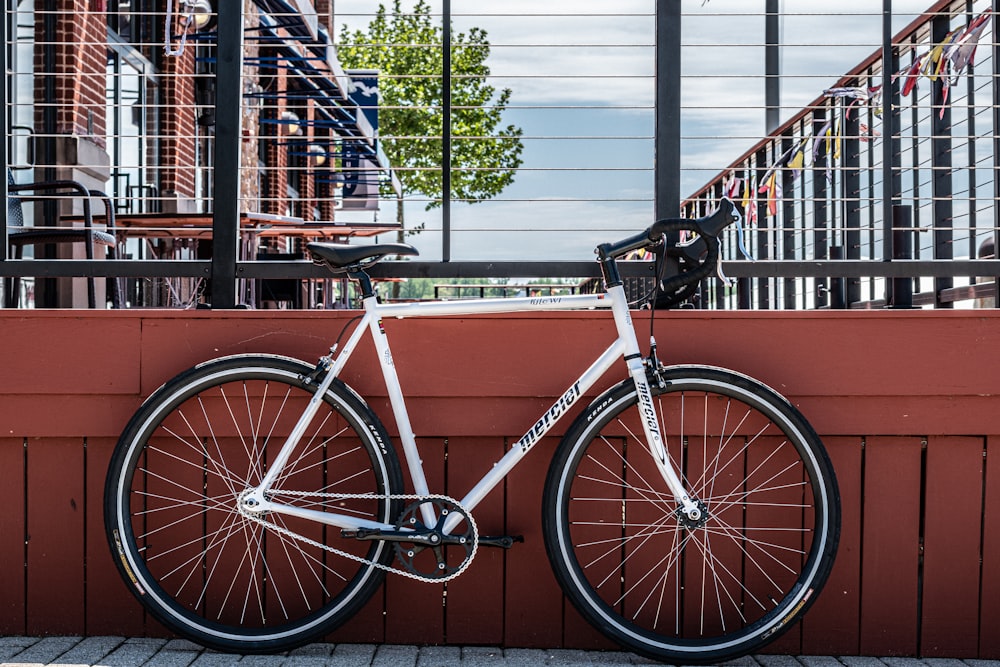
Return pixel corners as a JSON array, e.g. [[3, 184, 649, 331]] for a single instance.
[[1, 309, 999, 657]]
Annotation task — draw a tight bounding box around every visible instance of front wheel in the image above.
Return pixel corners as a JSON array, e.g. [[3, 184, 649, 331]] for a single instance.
[[104, 355, 403, 653], [543, 365, 839, 664]]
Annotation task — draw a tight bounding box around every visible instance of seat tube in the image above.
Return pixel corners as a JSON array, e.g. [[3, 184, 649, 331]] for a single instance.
[[364, 296, 436, 527], [607, 285, 701, 518]]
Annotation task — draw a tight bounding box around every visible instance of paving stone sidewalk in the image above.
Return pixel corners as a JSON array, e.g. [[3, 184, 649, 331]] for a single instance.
[[3, 637, 1000, 667]]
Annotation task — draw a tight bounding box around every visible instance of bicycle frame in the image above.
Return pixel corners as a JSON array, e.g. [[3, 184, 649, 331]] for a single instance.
[[244, 281, 700, 534]]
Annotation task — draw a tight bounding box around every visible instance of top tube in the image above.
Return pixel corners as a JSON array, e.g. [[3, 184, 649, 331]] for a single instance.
[[307, 199, 742, 306], [373, 291, 613, 319]]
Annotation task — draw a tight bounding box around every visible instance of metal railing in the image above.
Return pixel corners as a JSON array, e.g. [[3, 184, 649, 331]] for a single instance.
[[2, 1, 998, 309], [685, 0, 1000, 309]]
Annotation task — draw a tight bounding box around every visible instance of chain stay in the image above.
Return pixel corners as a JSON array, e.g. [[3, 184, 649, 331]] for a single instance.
[[242, 491, 479, 584]]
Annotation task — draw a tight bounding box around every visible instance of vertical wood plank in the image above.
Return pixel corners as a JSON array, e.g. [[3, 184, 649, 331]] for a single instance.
[[26, 437, 85, 634], [802, 436, 863, 655], [85, 437, 145, 636], [327, 589, 386, 644], [384, 438, 446, 644], [444, 437, 506, 645], [746, 435, 804, 656], [561, 430, 630, 652], [504, 437, 564, 648], [980, 435, 1000, 658], [560, 428, 621, 652], [921, 436, 983, 657], [859, 436, 922, 656], [0, 438, 25, 634]]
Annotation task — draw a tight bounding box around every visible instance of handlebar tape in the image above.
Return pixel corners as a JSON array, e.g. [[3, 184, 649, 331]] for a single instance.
[[597, 198, 740, 261], [596, 198, 740, 300]]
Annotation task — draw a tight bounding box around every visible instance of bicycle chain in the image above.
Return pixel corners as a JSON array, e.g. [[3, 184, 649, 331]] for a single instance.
[[240, 491, 479, 584]]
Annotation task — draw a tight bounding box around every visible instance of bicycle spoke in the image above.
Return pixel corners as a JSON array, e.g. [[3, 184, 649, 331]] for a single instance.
[[548, 368, 838, 662], [109, 358, 401, 650]]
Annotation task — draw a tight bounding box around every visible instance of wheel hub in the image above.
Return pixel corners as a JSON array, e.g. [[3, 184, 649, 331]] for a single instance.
[[237, 489, 268, 516], [677, 499, 710, 529]]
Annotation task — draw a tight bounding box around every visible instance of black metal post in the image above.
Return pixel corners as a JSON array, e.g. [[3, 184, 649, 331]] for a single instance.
[[882, 0, 894, 267], [35, 0, 58, 306], [442, 0, 451, 261], [882, 1, 902, 307], [656, 0, 681, 219], [1, 0, 8, 262], [963, 0, 977, 279], [781, 136, 797, 309], [748, 147, 768, 310], [842, 96, 862, 306], [994, 0, 1000, 294], [890, 205, 913, 308], [813, 115, 829, 309], [930, 13, 954, 308], [830, 245, 847, 309], [210, 1, 243, 308], [765, 0, 781, 134]]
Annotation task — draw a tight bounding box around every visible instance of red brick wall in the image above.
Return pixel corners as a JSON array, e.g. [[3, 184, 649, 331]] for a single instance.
[[37, 0, 108, 144], [263, 62, 290, 216], [300, 100, 317, 221], [159, 36, 198, 197]]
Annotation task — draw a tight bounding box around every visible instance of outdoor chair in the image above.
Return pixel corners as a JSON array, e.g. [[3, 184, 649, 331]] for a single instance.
[[6, 169, 123, 308]]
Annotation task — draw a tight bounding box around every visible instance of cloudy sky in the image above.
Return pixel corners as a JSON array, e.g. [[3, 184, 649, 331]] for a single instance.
[[332, 0, 981, 262]]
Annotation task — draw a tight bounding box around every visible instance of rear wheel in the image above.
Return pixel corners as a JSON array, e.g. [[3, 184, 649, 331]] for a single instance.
[[105, 355, 403, 653], [543, 365, 839, 664]]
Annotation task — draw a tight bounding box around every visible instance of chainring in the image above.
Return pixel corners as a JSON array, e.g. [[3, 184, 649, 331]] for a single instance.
[[393, 497, 477, 580]]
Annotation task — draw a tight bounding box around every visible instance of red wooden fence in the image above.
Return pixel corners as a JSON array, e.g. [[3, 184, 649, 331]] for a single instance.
[[1, 308, 999, 657]]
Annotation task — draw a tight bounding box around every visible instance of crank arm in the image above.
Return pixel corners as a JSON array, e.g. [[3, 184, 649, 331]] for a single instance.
[[478, 535, 524, 549], [342, 528, 469, 547]]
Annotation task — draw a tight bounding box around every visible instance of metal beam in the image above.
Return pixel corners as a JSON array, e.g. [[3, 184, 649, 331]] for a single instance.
[[1, 0, 8, 262], [2, 258, 1000, 281], [442, 0, 452, 261], [930, 13, 954, 307], [656, 0, 681, 218], [765, 0, 781, 133], [210, 1, 244, 308]]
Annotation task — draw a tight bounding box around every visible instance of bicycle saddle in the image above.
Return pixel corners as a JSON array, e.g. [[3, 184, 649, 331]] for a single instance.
[[308, 242, 419, 270]]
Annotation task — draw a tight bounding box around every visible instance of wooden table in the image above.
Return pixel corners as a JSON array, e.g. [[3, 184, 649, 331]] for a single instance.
[[109, 211, 400, 241], [77, 212, 402, 307]]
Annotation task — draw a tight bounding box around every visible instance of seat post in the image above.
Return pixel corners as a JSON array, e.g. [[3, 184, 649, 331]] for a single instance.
[[347, 268, 376, 300]]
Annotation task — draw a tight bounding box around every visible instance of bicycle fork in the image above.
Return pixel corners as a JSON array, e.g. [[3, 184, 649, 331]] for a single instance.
[[628, 359, 704, 523], [606, 287, 704, 524]]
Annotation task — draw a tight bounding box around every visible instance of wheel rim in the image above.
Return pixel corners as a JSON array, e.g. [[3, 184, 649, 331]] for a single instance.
[[556, 376, 832, 656], [112, 365, 394, 644]]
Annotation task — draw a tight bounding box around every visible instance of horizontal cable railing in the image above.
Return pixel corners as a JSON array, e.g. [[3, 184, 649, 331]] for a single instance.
[[2, 1, 998, 308], [685, 0, 1000, 309]]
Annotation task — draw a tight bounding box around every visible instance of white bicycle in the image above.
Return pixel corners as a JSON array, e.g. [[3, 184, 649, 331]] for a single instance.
[[104, 198, 840, 664]]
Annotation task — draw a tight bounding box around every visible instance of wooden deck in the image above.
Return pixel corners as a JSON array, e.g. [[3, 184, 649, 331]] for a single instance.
[[1, 308, 998, 657]]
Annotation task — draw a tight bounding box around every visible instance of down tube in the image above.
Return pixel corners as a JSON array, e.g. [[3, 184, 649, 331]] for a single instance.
[[444, 338, 626, 533]]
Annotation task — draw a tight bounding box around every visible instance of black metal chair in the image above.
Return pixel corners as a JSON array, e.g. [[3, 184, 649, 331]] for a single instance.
[[6, 169, 123, 308]]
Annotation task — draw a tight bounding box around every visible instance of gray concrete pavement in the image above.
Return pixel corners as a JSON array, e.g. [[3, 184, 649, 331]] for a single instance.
[[2, 637, 999, 667]]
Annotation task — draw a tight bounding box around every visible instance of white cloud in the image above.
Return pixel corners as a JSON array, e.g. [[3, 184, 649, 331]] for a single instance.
[[327, 0, 989, 260]]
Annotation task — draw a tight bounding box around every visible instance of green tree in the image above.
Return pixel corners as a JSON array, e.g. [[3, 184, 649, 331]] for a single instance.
[[337, 0, 524, 235]]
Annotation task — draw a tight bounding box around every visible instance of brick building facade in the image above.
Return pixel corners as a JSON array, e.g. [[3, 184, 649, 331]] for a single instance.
[[11, 0, 377, 306]]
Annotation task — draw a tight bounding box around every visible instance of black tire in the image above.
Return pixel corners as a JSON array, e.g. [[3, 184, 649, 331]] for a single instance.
[[105, 354, 403, 653], [543, 365, 839, 664]]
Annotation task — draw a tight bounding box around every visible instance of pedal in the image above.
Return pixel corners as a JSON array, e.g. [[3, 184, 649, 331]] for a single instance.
[[341, 528, 379, 541], [478, 535, 524, 549]]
